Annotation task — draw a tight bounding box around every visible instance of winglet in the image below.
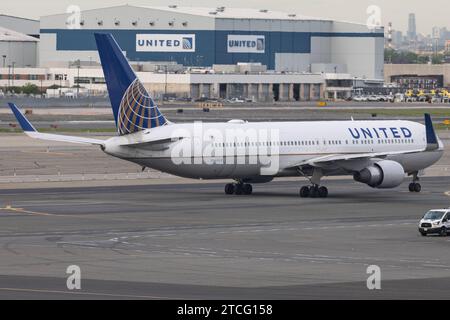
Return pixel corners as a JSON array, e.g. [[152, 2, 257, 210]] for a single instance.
[[424, 113, 438, 151], [8, 103, 37, 132]]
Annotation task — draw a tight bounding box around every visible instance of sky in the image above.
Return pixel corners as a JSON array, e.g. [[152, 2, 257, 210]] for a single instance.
[[3, 0, 449, 35]]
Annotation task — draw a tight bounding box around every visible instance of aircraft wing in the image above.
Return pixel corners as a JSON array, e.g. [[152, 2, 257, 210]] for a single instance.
[[8, 103, 105, 146], [289, 148, 424, 168]]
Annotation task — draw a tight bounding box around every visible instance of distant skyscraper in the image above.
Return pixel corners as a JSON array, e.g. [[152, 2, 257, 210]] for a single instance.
[[393, 30, 403, 47], [432, 27, 440, 54], [407, 13, 416, 41], [387, 22, 393, 48], [432, 27, 440, 39], [441, 27, 449, 43]]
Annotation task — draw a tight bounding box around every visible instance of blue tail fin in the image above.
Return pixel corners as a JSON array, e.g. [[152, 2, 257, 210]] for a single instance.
[[94, 33, 168, 135], [424, 113, 438, 151]]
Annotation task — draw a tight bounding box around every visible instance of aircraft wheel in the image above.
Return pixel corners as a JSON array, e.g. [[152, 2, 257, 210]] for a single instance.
[[310, 186, 319, 198], [318, 186, 328, 198], [409, 183, 421, 193], [413, 183, 422, 193], [225, 183, 235, 195], [234, 184, 244, 195], [242, 184, 253, 195], [299, 186, 310, 198]]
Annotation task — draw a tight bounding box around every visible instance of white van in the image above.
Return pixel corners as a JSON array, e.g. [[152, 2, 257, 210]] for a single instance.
[[418, 209, 450, 236]]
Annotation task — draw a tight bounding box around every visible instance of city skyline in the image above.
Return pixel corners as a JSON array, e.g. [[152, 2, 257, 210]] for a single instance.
[[2, 0, 450, 35]]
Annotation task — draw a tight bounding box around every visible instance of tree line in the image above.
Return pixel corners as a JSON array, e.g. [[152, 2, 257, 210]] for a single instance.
[[385, 49, 445, 64]]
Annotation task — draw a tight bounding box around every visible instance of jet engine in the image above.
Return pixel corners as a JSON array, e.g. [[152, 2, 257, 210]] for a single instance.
[[353, 160, 405, 189]]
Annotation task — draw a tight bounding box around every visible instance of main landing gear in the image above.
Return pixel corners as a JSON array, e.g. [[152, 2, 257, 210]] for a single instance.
[[299, 185, 329, 198], [298, 168, 329, 198], [408, 172, 421, 193], [225, 182, 253, 195]]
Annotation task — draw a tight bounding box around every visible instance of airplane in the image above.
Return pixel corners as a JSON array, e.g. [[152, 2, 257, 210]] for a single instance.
[[7, 33, 445, 198]]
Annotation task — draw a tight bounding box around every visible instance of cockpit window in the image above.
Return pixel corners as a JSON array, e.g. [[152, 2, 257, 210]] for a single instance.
[[423, 211, 445, 220]]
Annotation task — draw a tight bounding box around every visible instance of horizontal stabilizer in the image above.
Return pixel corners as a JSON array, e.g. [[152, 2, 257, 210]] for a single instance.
[[8, 103, 105, 146], [120, 137, 184, 150], [25, 131, 105, 145]]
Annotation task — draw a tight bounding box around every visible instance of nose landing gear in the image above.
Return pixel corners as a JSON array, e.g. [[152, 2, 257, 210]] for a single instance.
[[408, 172, 422, 193], [409, 183, 421, 193]]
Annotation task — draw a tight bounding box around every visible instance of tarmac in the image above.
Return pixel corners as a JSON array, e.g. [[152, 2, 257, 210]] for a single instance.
[[0, 178, 450, 299], [0, 105, 450, 299]]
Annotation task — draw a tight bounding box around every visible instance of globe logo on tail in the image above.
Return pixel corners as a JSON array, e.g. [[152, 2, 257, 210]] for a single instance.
[[118, 79, 167, 135]]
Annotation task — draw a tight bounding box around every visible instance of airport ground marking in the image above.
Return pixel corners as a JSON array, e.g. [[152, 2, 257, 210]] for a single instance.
[[20, 150, 75, 156], [0, 287, 183, 300], [0, 205, 56, 216], [0, 205, 127, 220]]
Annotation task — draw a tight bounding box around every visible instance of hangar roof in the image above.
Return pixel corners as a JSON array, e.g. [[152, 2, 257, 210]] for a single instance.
[[0, 26, 39, 42], [41, 5, 327, 22], [145, 6, 326, 21], [0, 14, 38, 23]]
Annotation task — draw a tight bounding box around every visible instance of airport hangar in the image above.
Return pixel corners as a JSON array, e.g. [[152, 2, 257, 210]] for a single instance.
[[5, 5, 385, 101], [0, 14, 39, 68]]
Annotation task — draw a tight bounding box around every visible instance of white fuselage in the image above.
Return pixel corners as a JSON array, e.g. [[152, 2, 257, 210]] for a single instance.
[[102, 120, 444, 181]]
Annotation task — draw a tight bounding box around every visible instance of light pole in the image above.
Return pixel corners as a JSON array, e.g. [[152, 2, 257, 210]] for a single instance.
[[164, 65, 168, 102], [11, 62, 15, 88], [76, 60, 81, 97], [7, 64, 11, 93]]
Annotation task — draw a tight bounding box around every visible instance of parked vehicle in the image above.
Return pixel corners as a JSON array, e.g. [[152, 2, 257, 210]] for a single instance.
[[367, 95, 380, 102], [418, 209, 450, 236], [405, 96, 417, 103], [352, 95, 367, 102], [228, 97, 245, 103], [417, 96, 428, 102]]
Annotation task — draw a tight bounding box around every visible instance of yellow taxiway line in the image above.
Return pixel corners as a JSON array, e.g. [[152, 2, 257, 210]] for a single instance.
[[0, 205, 55, 216]]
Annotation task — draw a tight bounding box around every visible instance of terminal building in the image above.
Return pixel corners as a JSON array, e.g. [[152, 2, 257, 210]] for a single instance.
[[0, 66, 330, 102], [384, 64, 450, 89]]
